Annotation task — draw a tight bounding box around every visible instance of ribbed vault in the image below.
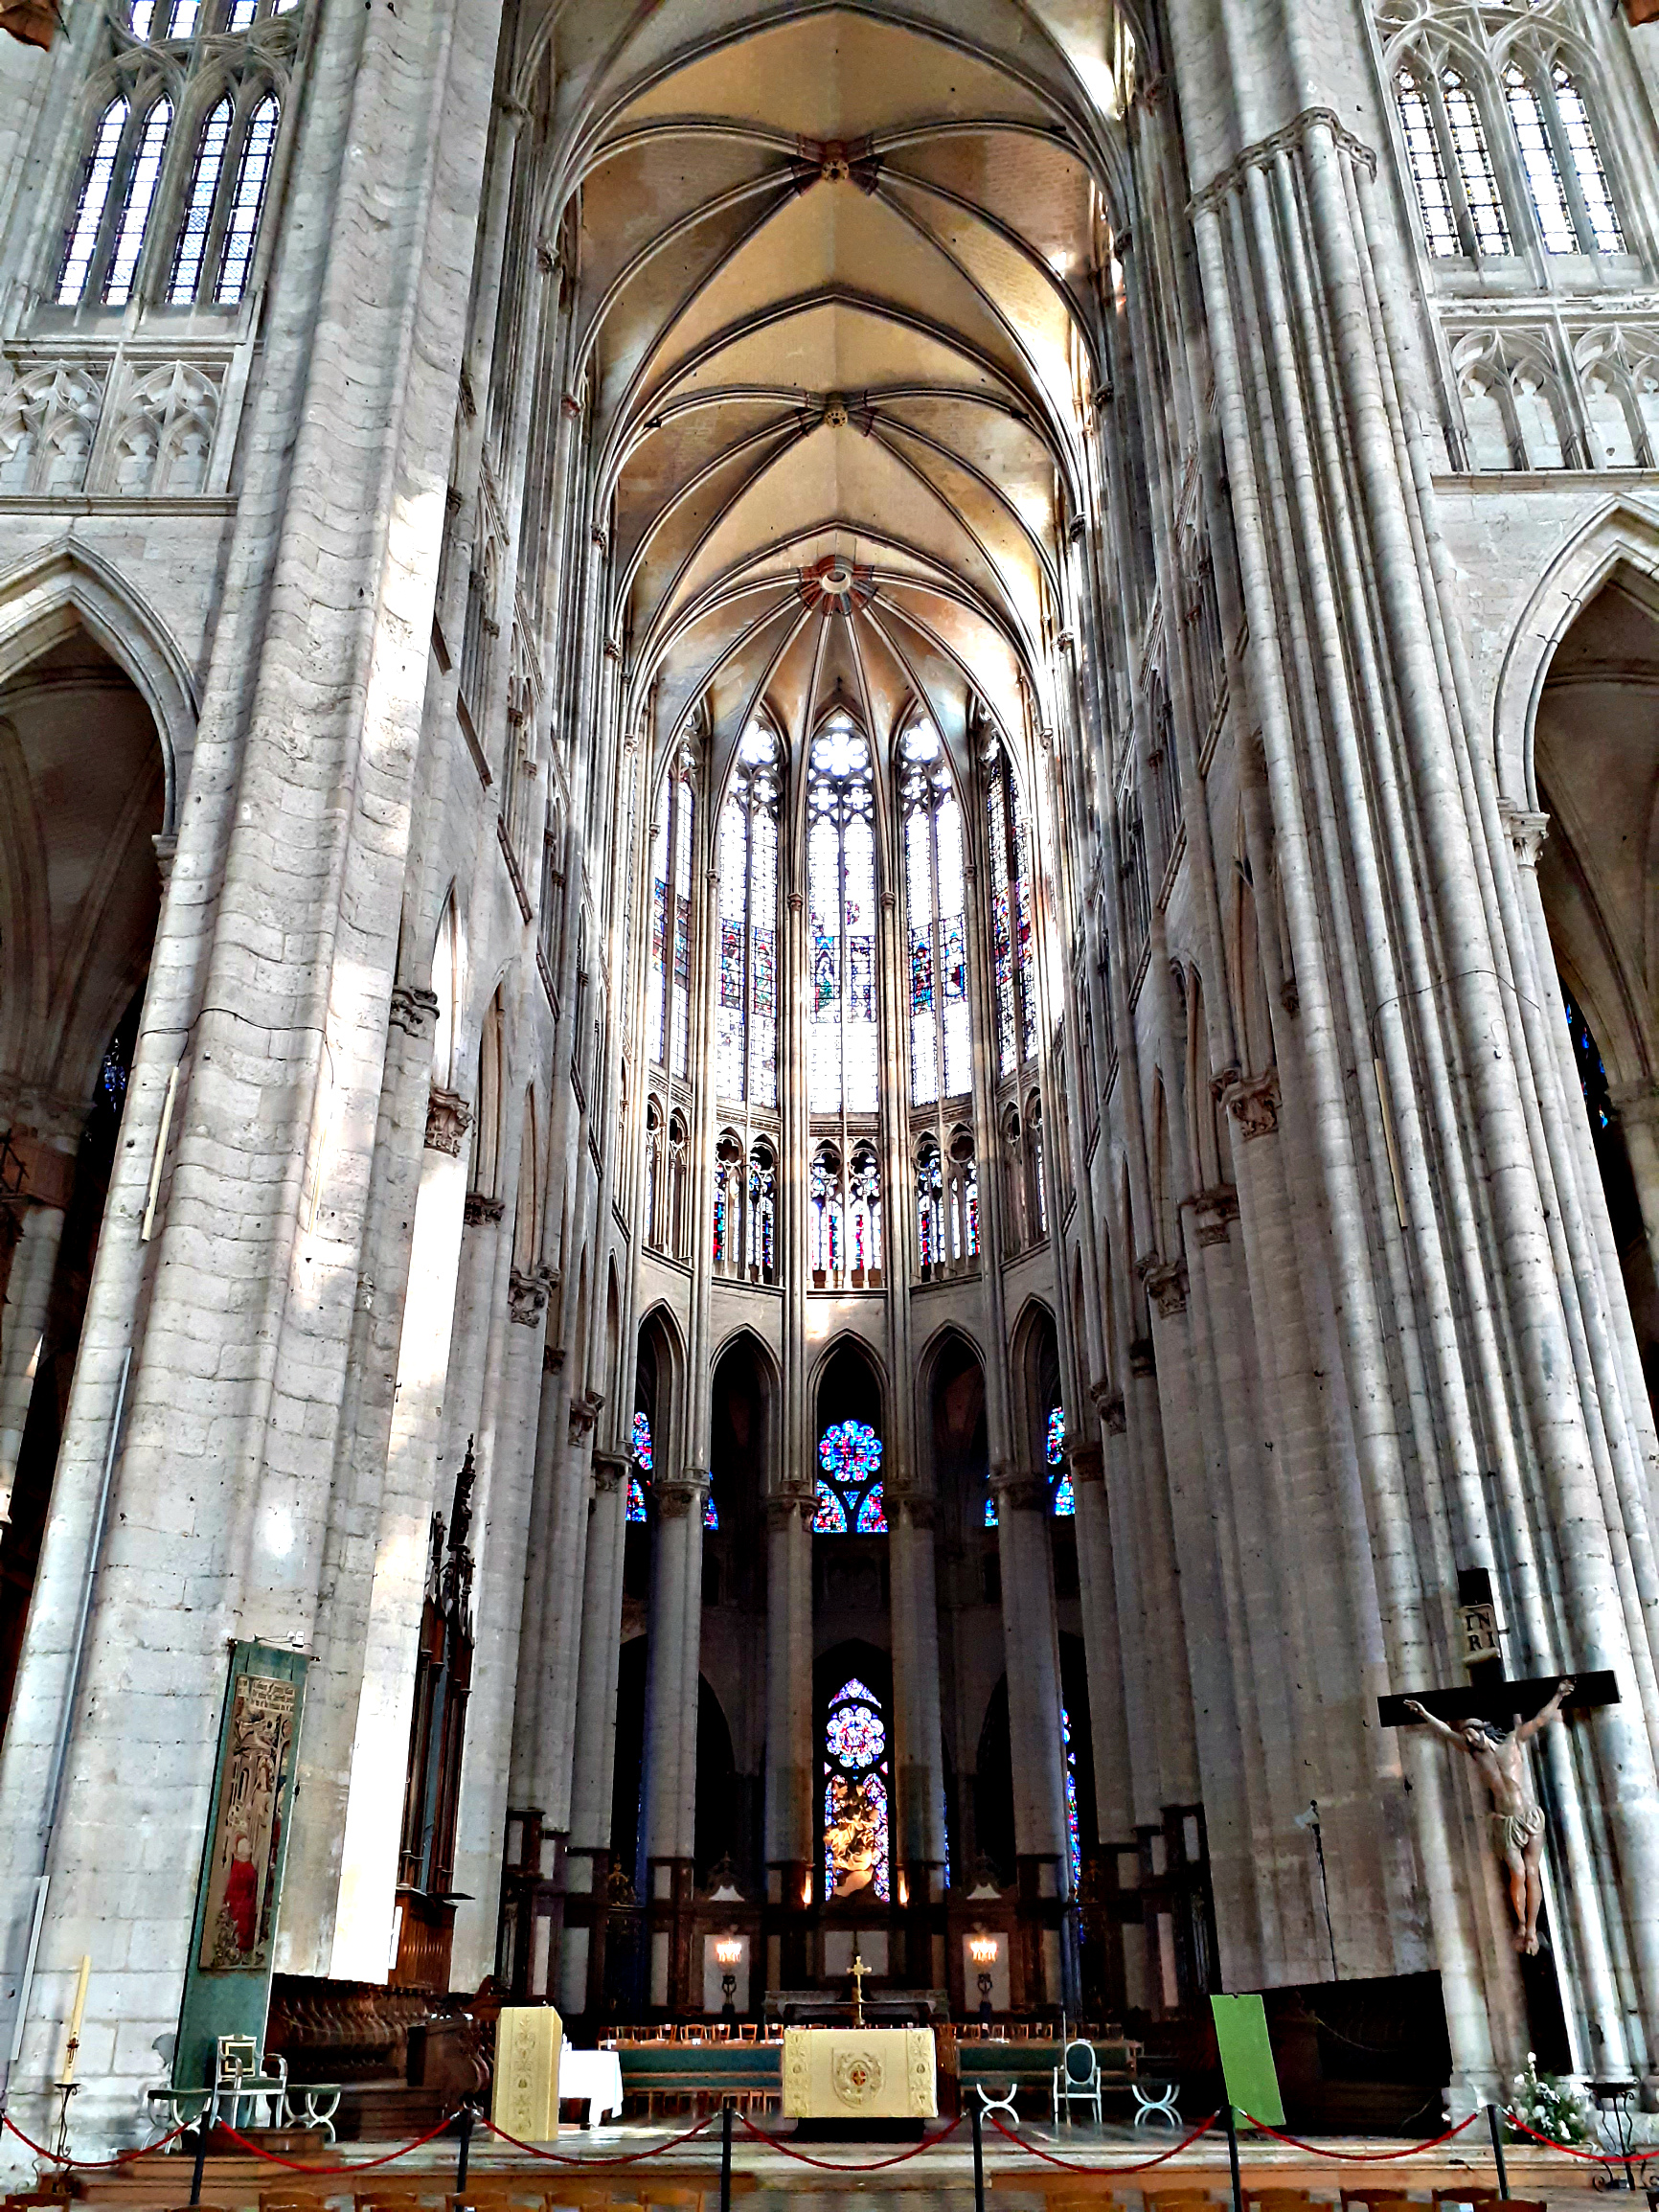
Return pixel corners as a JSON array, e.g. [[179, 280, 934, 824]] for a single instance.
[[544, 4, 1134, 791]]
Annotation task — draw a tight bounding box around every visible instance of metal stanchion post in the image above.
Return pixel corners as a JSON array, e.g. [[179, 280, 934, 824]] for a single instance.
[[1487, 2103, 1510, 2199], [1225, 2104, 1243, 2212], [720, 2097, 734, 2212], [189, 2112, 208, 2207], [455, 2102, 474, 2204], [972, 2100, 986, 2212]]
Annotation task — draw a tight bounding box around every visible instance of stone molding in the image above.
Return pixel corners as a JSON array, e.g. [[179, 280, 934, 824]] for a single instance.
[[425, 1084, 473, 1154], [509, 1267, 551, 1325], [465, 1191, 506, 1227], [892, 1493, 936, 1530], [592, 1453, 628, 1494], [1102, 1391, 1127, 1434], [391, 983, 440, 1037], [989, 1465, 1048, 1512], [1068, 1442, 1104, 1487], [1142, 1256, 1188, 1318], [543, 1344, 566, 1376], [1223, 1069, 1281, 1142], [1190, 107, 1376, 217], [1128, 1337, 1156, 1380]]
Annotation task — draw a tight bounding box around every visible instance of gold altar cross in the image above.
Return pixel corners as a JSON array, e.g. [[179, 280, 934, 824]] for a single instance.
[[850, 1952, 868, 2028]]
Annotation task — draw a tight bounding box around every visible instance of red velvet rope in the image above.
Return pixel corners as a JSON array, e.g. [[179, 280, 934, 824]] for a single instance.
[[209, 2112, 461, 2173], [736, 2109, 964, 2169], [989, 2109, 1219, 2172], [1504, 2111, 1651, 2163], [1240, 2112, 1482, 2161], [477, 2109, 716, 2165], [2, 2113, 194, 2169]]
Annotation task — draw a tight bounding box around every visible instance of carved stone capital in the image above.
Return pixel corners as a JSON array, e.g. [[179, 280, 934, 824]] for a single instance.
[[465, 1191, 506, 1227], [152, 832, 177, 884], [592, 1452, 628, 1494], [425, 1084, 473, 1155], [569, 1389, 605, 1443], [1142, 1256, 1188, 1318], [1222, 1069, 1280, 1142], [1189, 1183, 1240, 1246], [657, 1471, 711, 1520], [1127, 1336, 1156, 1380], [1102, 1390, 1127, 1434], [765, 1494, 810, 1532], [1611, 1081, 1659, 1130], [510, 1266, 552, 1325], [391, 983, 440, 1038], [1497, 798, 1550, 871], [543, 1344, 566, 1376], [1068, 1442, 1104, 1488], [893, 1494, 936, 1531], [989, 1465, 1048, 1512]]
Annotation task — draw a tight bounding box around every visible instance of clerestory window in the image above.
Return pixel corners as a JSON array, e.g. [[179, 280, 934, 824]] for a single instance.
[[716, 722, 781, 1108]]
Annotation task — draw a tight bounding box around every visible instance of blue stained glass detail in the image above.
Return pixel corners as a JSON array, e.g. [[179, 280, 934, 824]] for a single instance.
[[815, 1420, 884, 1536], [984, 1494, 998, 1528], [632, 1410, 653, 1474], [825, 1675, 890, 1902], [753, 929, 776, 1016], [911, 926, 934, 1012], [827, 1698, 884, 1767], [813, 931, 837, 1011], [704, 1495, 719, 1531], [626, 1474, 647, 1523], [1048, 1405, 1074, 1515], [1061, 1703, 1081, 1888], [942, 915, 967, 1001], [849, 939, 875, 1021]]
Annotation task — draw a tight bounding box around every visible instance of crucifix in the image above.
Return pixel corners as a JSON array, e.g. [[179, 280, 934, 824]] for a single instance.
[[849, 1951, 869, 2029], [1377, 1570, 1618, 1957]]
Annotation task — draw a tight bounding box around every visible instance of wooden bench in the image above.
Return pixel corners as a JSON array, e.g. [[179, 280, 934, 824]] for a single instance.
[[615, 2041, 783, 2116], [959, 2039, 1141, 2123]]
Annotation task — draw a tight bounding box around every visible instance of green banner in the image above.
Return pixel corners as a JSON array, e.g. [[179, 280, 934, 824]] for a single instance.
[[173, 1642, 308, 2093], [1210, 1993, 1284, 2124]]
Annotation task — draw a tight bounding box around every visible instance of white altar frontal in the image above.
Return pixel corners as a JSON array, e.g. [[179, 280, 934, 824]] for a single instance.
[[781, 2025, 938, 2120]]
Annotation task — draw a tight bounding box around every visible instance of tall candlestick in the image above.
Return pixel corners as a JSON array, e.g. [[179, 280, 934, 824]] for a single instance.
[[61, 1955, 89, 2082]]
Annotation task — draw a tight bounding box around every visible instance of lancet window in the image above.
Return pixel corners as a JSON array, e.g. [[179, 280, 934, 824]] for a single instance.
[[716, 722, 781, 1108], [814, 1422, 886, 1534], [986, 745, 1038, 1078], [916, 1129, 979, 1278], [1060, 1702, 1081, 1888], [823, 1676, 890, 1902], [56, 4, 295, 310], [807, 717, 879, 1116], [1049, 1405, 1073, 1516], [647, 745, 696, 1078], [900, 718, 971, 1106], [747, 1144, 777, 1283], [627, 1411, 651, 1521]]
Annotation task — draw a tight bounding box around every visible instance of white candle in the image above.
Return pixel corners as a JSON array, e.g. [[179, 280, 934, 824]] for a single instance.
[[62, 1955, 89, 2081]]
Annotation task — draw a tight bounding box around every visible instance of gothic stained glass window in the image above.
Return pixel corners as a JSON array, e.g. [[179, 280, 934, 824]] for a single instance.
[[810, 1147, 843, 1280], [1395, 68, 1460, 257], [1049, 1404, 1074, 1516], [1061, 1702, 1081, 1889], [169, 97, 233, 302], [716, 722, 781, 1107], [1564, 990, 1612, 1132], [901, 718, 972, 1106], [1504, 63, 1576, 254], [807, 717, 878, 1116], [704, 1492, 719, 1532], [987, 747, 1038, 1079], [214, 92, 280, 306], [628, 1410, 652, 1522], [103, 100, 173, 307], [918, 1140, 944, 1269], [824, 1676, 890, 1902], [814, 1420, 885, 1534], [748, 1147, 777, 1281], [57, 99, 127, 304], [849, 1145, 882, 1279], [648, 749, 695, 1074], [1551, 66, 1623, 255], [1443, 71, 1512, 256]]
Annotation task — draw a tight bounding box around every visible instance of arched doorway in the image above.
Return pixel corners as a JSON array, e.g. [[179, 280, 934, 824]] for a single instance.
[[0, 621, 165, 1737]]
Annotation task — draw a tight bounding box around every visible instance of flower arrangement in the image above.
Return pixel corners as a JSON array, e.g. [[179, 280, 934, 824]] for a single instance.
[[1507, 2052, 1597, 2146]]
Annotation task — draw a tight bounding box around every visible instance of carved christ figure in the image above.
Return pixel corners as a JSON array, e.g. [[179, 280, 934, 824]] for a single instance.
[[1404, 1678, 1575, 1955]]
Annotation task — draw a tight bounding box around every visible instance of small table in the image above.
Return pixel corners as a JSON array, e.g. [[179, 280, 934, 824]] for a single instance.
[[560, 2046, 624, 2128]]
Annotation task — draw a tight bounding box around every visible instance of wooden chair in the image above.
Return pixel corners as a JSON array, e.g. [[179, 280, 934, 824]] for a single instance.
[[1142, 2192, 1216, 2212], [1245, 2193, 1322, 2212], [353, 2192, 439, 2212], [1339, 2194, 1415, 2212], [1432, 2191, 1500, 2208], [261, 2196, 335, 2212]]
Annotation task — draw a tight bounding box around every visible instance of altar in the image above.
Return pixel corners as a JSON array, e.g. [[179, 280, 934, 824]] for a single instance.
[[781, 2024, 938, 2119]]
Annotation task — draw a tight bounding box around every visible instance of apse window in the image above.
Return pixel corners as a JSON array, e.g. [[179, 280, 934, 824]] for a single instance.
[[814, 1420, 886, 1533], [824, 1676, 891, 1901]]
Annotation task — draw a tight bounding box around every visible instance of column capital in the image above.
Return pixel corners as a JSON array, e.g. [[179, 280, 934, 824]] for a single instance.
[[509, 1266, 553, 1325], [891, 1493, 937, 1530], [658, 1470, 711, 1518], [1221, 1068, 1280, 1141], [1127, 1336, 1156, 1379], [764, 1493, 814, 1531], [390, 983, 439, 1038], [1067, 1442, 1104, 1487], [989, 1464, 1048, 1512], [592, 1451, 630, 1493], [1141, 1255, 1188, 1317], [1188, 1183, 1239, 1246], [425, 1083, 473, 1155], [568, 1388, 604, 1442], [1497, 797, 1550, 870], [1610, 1081, 1659, 1129], [465, 1191, 506, 1227]]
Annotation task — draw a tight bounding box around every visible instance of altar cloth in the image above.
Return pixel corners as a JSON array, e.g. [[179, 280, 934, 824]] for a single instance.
[[559, 2045, 624, 2126], [782, 2025, 937, 2119]]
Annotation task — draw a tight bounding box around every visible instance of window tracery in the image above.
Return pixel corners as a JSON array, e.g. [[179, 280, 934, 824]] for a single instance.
[[986, 744, 1038, 1078], [717, 722, 781, 1109], [823, 1676, 890, 1901], [900, 718, 971, 1106], [814, 1422, 886, 1534], [807, 715, 878, 1117], [647, 745, 696, 1078], [916, 1129, 979, 1279]]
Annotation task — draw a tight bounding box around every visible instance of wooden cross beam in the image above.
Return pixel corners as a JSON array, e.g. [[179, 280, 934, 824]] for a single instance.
[[1376, 1669, 1618, 1730]]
